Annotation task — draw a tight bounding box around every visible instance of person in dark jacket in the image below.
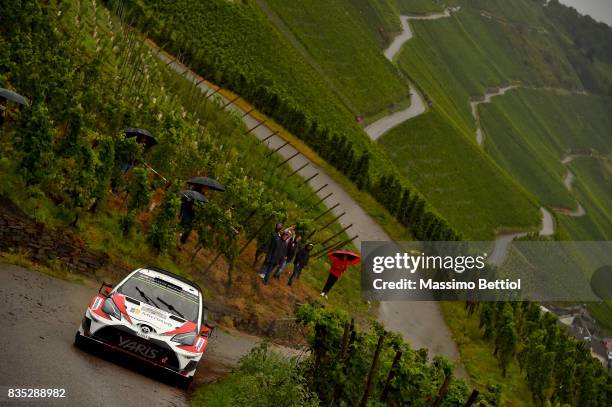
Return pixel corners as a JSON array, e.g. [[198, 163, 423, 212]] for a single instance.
[[178, 197, 196, 245], [274, 234, 300, 279], [288, 243, 313, 287], [259, 223, 283, 279], [264, 231, 290, 284]]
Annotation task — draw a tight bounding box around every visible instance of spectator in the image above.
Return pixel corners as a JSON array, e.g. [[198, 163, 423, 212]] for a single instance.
[[274, 234, 301, 279], [288, 243, 313, 287], [259, 223, 283, 279], [264, 231, 290, 284], [178, 197, 195, 245], [320, 250, 361, 298]]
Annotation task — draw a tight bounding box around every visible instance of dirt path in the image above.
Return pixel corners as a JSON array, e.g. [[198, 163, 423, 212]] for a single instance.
[[364, 7, 460, 140], [147, 41, 465, 373], [0, 264, 298, 406], [472, 86, 589, 220], [470, 85, 519, 146]]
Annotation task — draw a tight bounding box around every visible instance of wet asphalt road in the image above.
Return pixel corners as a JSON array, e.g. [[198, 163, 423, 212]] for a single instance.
[[0, 264, 291, 407]]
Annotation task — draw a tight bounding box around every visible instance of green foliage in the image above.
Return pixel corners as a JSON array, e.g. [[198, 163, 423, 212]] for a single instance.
[[17, 102, 56, 185], [120, 209, 137, 236], [477, 301, 609, 406], [296, 304, 472, 406], [126, 167, 152, 212], [394, 0, 444, 14], [480, 88, 612, 240], [148, 189, 180, 253], [544, 0, 612, 95], [192, 344, 319, 407], [264, 0, 410, 115]]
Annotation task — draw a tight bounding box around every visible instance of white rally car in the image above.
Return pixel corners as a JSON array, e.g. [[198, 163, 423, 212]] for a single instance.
[[75, 267, 213, 387]]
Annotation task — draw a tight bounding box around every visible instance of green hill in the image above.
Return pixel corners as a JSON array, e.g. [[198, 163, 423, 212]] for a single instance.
[[382, 0, 612, 239], [480, 88, 612, 240], [263, 0, 410, 116]]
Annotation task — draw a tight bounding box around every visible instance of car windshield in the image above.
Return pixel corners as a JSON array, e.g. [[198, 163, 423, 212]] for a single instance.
[[117, 272, 199, 322]]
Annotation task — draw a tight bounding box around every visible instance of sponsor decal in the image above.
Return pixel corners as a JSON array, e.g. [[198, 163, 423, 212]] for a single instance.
[[118, 335, 159, 359], [139, 310, 173, 328], [195, 337, 205, 351], [141, 305, 168, 318], [129, 307, 141, 315], [91, 297, 103, 311]]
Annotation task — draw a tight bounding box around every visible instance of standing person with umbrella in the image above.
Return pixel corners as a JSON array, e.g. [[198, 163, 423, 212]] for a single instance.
[[178, 190, 207, 246], [121, 128, 157, 174], [178, 176, 224, 247], [320, 249, 361, 298], [186, 176, 225, 193]]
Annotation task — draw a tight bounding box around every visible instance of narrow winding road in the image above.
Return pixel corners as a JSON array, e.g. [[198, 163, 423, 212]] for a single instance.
[[365, 8, 460, 140], [0, 264, 297, 406], [472, 85, 590, 220]]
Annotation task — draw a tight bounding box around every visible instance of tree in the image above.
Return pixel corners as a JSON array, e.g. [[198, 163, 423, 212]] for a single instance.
[[121, 167, 151, 235], [494, 304, 517, 377], [18, 101, 56, 185], [148, 189, 180, 253], [350, 151, 370, 190], [90, 137, 115, 212]]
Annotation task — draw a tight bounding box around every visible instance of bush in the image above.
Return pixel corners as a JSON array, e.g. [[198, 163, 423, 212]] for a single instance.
[[148, 190, 180, 253], [192, 344, 319, 407]]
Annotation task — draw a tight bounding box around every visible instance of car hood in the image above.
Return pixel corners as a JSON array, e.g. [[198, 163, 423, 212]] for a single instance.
[[114, 294, 191, 335]]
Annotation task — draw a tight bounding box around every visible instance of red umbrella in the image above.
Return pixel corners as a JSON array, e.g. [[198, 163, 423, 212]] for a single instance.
[[328, 250, 361, 266]]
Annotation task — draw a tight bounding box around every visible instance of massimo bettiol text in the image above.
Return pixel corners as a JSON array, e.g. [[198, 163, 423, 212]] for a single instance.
[[360, 241, 612, 302]]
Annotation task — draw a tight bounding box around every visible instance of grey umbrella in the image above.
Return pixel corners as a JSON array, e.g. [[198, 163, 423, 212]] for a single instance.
[[187, 176, 225, 192], [0, 88, 29, 106], [179, 190, 208, 202]]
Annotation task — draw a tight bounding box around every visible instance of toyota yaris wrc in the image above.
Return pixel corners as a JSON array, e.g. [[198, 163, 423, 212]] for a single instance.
[[75, 267, 213, 387]]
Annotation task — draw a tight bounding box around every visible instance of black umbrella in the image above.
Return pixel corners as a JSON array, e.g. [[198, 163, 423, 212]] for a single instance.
[[0, 88, 29, 106], [179, 190, 208, 202], [124, 127, 158, 149], [187, 176, 225, 192]]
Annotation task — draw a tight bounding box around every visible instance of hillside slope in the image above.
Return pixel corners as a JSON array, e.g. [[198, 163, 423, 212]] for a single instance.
[[380, 0, 611, 239]]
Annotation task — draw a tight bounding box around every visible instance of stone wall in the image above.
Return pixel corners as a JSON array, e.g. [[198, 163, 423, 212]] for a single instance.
[[0, 196, 110, 274]]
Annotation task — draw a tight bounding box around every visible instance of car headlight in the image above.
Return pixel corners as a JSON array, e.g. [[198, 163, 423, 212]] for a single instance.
[[171, 331, 197, 346], [101, 297, 122, 320]]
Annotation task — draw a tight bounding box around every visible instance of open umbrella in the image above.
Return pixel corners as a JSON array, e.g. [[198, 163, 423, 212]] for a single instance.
[[0, 88, 29, 106], [124, 127, 158, 150], [187, 176, 225, 192], [179, 190, 208, 202], [329, 250, 361, 265]]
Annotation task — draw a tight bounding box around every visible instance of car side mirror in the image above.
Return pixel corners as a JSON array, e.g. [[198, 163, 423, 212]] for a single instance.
[[98, 281, 113, 296], [200, 323, 215, 338]]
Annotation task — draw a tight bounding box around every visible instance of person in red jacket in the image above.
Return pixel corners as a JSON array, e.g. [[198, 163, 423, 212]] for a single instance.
[[320, 250, 361, 298]]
